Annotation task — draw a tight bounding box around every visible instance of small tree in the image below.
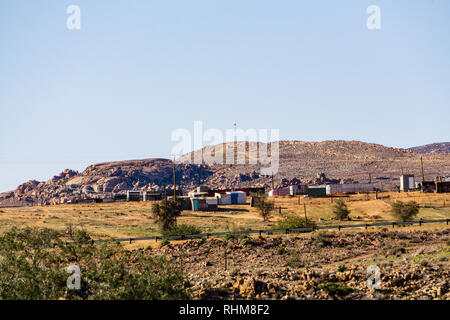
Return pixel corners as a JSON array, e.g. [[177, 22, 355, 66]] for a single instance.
[[332, 199, 350, 221], [151, 198, 183, 231], [391, 200, 419, 222], [255, 196, 275, 221]]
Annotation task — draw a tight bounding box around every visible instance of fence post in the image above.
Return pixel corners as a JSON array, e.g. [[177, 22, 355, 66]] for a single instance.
[[129, 238, 132, 244], [419, 219, 422, 227], [392, 222, 395, 229], [259, 230, 262, 237], [447, 219, 449, 226], [365, 224, 368, 230], [338, 226, 341, 231]]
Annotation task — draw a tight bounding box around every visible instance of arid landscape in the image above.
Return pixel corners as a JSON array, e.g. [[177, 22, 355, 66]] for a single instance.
[[0, 140, 449, 300], [0, 190, 449, 300]]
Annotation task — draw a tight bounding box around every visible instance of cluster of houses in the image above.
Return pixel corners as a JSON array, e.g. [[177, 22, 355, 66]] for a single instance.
[[268, 183, 376, 197], [112, 174, 450, 210], [123, 186, 254, 211], [406, 175, 450, 193]]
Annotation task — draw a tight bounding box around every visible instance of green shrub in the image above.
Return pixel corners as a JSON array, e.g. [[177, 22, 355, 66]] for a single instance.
[[152, 198, 183, 231], [389, 247, 406, 255], [254, 196, 275, 221], [274, 216, 316, 230], [160, 239, 171, 247], [162, 224, 201, 236], [319, 282, 353, 296], [313, 231, 332, 247], [391, 201, 419, 222], [277, 247, 286, 255], [224, 234, 235, 241], [332, 200, 350, 221], [337, 264, 347, 272], [0, 227, 189, 300], [240, 238, 253, 246]]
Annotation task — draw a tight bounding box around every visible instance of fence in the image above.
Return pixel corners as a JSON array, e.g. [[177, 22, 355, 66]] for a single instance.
[[91, 218, 449, 244]]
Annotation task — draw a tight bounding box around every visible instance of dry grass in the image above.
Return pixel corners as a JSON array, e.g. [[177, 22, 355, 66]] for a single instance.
[[0, 192, 448, 241]]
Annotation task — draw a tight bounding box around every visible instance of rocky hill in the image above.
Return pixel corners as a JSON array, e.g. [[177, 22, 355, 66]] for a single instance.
[[1, 140, 449, 206], [408, 142, 450, 154]]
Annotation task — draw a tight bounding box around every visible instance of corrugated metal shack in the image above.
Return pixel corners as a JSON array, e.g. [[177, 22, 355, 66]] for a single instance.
[[226, 191, 247, 204], [326, 183, 375, 195], [215, 193, 232, 205], [307, 186, 327, 197], [400, 174, 415, 192], [207, 187, 265, 197], [126, 190, 141, 201], [191, 197, 218, 211], [269, 185, 307, 196], [422, 180, 450, 193], [143, 191, 163, 201], [268, 187, 290, 196]]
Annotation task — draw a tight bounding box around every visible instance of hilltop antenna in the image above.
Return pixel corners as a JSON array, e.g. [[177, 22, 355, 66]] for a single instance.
[[233, 121, 237, 164]]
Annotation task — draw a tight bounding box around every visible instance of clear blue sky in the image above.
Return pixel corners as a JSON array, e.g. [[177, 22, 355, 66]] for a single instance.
[[0, 0, 449, 192]]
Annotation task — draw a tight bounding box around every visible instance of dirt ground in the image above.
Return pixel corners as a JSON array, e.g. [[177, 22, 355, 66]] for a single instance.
[[157, 227, 450, 300], [0, 192, 449, 240]]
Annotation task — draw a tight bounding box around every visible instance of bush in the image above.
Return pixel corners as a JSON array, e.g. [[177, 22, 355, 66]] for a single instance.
[[313, 231, 332, 247], [274, 216, 316, 230], [254, 196, 275, 221], [277, 247, 286, 255], [337, 264, 347, 272], [230, 268, 240, 277], [285, 256, 305, 269], [162, 224, 201, 237], [391, 201, 419, 222], [319, 282, 353, 296], [389, 247, 406, 256], [0, 227, 189, 300], [332, 200, 350, 221], [160, 239, 171, 247], [224, 234, 235, 241], [151, 198, 183, 231]]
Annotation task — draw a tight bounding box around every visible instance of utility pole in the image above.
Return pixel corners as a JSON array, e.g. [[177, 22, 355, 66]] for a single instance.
[[173, 157, 176, 201], [271, 174, 274, 190], [420, 156, 425, 184], [369, 173, 372, 184]]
